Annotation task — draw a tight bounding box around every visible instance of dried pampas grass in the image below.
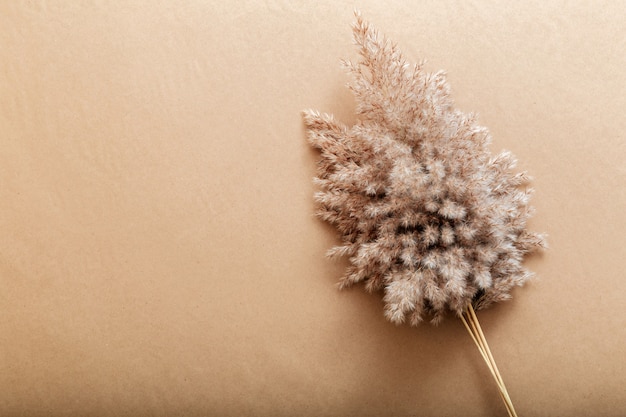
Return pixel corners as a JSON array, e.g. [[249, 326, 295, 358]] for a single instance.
[[303, 13, 545, 417]]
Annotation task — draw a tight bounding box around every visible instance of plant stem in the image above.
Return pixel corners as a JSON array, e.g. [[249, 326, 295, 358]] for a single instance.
[[461, 304, 518, 417]]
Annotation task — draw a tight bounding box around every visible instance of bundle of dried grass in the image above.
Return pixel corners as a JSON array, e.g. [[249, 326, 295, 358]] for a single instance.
[[303, 13, 545, 417]]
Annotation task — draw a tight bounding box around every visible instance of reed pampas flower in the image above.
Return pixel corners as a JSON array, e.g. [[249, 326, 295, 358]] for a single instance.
[[303, 13, 546, 417]]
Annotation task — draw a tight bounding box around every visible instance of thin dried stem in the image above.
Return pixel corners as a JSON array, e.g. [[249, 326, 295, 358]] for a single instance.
[[468, 304, 516, 414], [460, 313, 512, 415], [461, 305, 518, 417]]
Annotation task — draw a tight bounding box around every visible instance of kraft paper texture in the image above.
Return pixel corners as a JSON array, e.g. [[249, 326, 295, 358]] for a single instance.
[[1, 2, 624, 416]]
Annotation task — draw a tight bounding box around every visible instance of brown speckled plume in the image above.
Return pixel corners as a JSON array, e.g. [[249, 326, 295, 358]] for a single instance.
[[303, 13, 546, 326]]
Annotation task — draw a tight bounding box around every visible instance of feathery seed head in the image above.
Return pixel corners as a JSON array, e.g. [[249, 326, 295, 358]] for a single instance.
[[304, 15, 546, 325]]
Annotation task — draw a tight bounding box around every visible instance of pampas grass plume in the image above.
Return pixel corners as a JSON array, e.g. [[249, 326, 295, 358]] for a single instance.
[[303, 13, 546, 326]]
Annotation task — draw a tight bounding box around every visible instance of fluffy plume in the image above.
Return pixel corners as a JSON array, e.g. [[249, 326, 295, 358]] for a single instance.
[[303, 14, 546, 325]]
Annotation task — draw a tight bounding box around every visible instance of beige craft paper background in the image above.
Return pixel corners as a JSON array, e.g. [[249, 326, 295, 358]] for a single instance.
[[1, 1, 625, 416]]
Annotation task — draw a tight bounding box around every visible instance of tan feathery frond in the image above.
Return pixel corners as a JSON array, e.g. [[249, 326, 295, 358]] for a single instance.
[[303, 13, 546, 326]]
